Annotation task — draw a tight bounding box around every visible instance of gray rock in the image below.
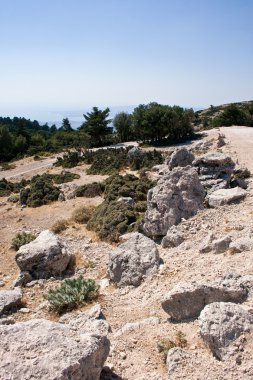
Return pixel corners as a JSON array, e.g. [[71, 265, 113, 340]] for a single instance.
[[194, 152, 235, 194], [58, 192, 65, 202], [199, 302, 253, 360], [207, 187, 247, 208], [229, 237, 253, 253], [117, 196, 134, 206], [127, 146, 144, 158], [108, 232, 160, 286], [12, 271, 33, 287], [0, 288, 22, 316], [212, 235, 232, 254], [167, 348, 191, 379], [144, 166, 205, 237], [161, 226, 185, 248], [217, 133, 226, 148], [161, 275, 248, 321], [0, 318, 110, 380], [15, 230, 72, 279], [199, 233, 215, 253], [167, 147, 195, 170]]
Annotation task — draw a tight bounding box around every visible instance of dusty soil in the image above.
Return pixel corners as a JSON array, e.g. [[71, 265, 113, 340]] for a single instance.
[[0, 127, 253, 379]]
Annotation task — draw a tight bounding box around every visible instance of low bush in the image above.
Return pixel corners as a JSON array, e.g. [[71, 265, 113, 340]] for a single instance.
[[86, 174, 154, 242], [71, 205, 95, 224], [0, 163, 16, 171], [157, 331, 187, 361], [87, 200, 137, 242], [0, 178, 28, 197], [51, 219, 69, 234], [54, 151, 82, 168], [20, 176, 60, 207], [11, 232, 36, 250], [31, 171, 80, 185], [44, 276, 99, 312], [74, 182, 104, 197]]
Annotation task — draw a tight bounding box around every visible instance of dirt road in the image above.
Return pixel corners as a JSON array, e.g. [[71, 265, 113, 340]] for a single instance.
[[220, 126, 253, 171]]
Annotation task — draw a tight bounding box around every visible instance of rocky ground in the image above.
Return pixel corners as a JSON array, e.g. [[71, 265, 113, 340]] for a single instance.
[[0, 126, 253, 379]]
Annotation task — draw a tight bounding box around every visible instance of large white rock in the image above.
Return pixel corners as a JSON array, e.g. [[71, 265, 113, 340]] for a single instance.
[[0, 288, 22, 316], [108, 232, 160, 286], [144, 166, 205, 237], [0, 313, 110, 379], [15, 230, 72, 279], [207, 187, 247, 207], [199, 302, 253, 360], [167, 147, 195, 170], [161, 275, 248, 321]]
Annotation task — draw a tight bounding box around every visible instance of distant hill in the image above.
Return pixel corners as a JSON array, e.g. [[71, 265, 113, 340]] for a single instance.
[[193, 100, 253, 130]]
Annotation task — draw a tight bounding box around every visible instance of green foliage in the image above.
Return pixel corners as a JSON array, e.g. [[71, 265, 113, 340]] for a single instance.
[[87, 174, 154, 242], [132, 102, 194, 144], [0, 178, 27, 197], [11, 232, 36, 251], [74, 182, 104, 197], [59, 118, 73, 132], [54, 151, 82, 168], [71, 205, 96, 224], [20, 176, 60, 207], [113, 112, 133, 142], [212, 103, 251, 128], [79, 107, 113, 147], [31, 171, 80, 185], [83, 147, 163, 175], [157, 331, 187, 361], [44, 277, 99, 311]]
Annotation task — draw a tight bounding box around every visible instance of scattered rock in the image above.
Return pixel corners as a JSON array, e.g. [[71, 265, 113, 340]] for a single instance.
[[108, 232, 160, 286], [115, 317, 160, 337], [117, 196, 134, 206], [0, 280, 5, 287], [194, 152, 235, 193], [199, 233, 215, 253], [199, 302, 253, 360], [127, 147, 144, 159], [161, 226, 185, 248], [161, 275, 248, 321], [217, 133, 226, 148], [207, 187, 247, 208], [0, 318, 110, 380], [0, 288, 22, 316], [58, 192, 65, 202], [167, 147, 195, 170], [167, 348, 191, 379], [144, 166, 205, 237], [15, 230, 72, 279], [229, 237, 253, 253], [12, 271, 33, 287]]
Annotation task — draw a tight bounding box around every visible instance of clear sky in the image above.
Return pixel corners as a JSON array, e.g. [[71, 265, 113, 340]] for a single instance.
[[0, 0, 252, 123]]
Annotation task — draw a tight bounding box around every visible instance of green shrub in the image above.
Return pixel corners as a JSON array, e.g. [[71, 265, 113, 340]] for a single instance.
[[87, 200, 137, 242], [86, 174, 154, 242], [30, 171, 79, 185], [0, 178, 28, 197], [51, 219, 69, 234], [54, 151, 82, 168], [0, 163, 16, 171], [20, 176, 60, 207], [74, 182, 104, 197], [71, 205, 95, 224], [11, 232, 36, 250], [44, 277, 99, 312]]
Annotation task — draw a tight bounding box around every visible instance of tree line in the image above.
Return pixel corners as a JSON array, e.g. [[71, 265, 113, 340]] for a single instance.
[[0, 102, 195, 162]]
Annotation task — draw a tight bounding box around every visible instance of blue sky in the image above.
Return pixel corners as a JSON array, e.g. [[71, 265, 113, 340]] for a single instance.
[[0, 0, 252, 124]]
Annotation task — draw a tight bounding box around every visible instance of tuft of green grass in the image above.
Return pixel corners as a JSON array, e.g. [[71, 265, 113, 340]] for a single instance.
[[44, 276, 99, 312]]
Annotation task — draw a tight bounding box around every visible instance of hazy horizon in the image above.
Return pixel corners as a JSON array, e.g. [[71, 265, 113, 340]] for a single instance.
[[1, 0, 252, 123]]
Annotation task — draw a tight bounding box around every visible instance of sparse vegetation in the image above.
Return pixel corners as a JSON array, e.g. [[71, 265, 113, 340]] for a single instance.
[[54, 151, 83, 168], [51, 219, 69, 234], [0, 178, 27, 197], [157, 331, 187, 361], [44, 276, 99, 312], [0, 162, 16, 170], [71, 205, 96, 224], [11, 232, 36, 250]]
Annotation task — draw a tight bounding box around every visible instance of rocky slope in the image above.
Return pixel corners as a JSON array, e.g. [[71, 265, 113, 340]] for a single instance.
[[0, 127, 253, 379]]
